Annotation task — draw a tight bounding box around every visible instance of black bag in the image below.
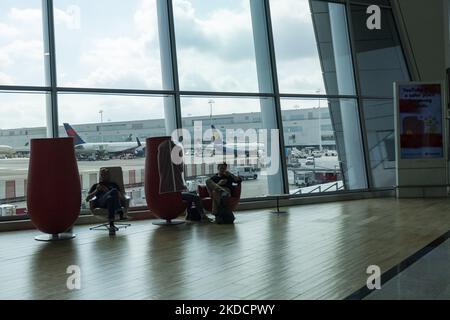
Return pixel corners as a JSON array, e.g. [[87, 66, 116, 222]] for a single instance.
[[186, 203, 202, 221], [216, 206, 235, 224]]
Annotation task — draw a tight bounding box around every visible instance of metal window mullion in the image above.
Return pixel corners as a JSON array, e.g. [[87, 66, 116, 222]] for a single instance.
[[43, 0, 59, 138], [345, 0, 374, 189], [167, 0, 182, 130], [263, 0, 289, 195], [56, 86, 175, 96], [0, 85, 51, 92]]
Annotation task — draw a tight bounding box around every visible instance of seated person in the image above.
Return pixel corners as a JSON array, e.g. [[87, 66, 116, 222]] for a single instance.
[[86, 168, 126, 235], [206, 162, 242, 215]]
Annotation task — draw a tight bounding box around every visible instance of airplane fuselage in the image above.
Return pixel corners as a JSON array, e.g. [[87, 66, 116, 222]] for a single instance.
[[0, 145, 15, 156], [74, 142, 139, 154]]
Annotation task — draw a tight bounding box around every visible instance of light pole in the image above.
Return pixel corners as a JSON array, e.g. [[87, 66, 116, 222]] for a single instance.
[[99, 110, 103, 142], [316, 89, 322, 151], [208, 99, 215, 127]]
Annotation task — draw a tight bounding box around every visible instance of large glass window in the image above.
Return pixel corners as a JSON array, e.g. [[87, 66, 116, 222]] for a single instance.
[[173, 0, 260, 92], [0, 0, 46, 86], [351, 5, 409, 98], [180, 96, 283, 198], [270, 0, 356, 95], [281, 98, 367, 194], [0, 92, 47, 219], [54, 0, 164, 89], [58, 93, 172, 208], [362, 99, 396, 188], [0, 0, 412, 222]]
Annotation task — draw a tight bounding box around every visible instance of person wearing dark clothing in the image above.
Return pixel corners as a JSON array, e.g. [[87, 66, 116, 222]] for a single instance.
[[210, 173, 235, 192], [86, 168, 126, 235], [206, 163, 242, 215]]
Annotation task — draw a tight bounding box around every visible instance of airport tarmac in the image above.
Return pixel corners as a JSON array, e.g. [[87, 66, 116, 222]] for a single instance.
[[0, 156, 340, 200], [0, 158, 146, 180]]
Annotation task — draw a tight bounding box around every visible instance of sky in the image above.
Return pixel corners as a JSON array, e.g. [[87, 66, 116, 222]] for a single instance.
[[0, 0, 331, 130]]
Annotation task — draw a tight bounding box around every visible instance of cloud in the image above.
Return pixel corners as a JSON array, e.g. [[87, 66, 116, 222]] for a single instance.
[[270, 0, 321, 60], [0, 72, 14, 84], [0, 7, 45, 85], [8, 7, 42, 24], [173, 0, 255, 62], [54, 7, 80, 30], [0, 93, 46, 130], [72, 35, 162, 88], [59, 0, 162, 89], [0, 23, 18, 38]]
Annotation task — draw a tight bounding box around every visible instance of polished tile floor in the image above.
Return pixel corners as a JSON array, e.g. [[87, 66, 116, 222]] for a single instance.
[[3, 197, 450, 300], [366, 238, 450, 300]]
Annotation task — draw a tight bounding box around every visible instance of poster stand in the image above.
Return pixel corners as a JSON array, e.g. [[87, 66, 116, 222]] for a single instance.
[[394, 81, 448, 198]]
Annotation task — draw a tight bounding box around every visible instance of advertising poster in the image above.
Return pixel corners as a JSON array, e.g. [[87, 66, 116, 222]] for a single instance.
[[398, 83, 443, 159]]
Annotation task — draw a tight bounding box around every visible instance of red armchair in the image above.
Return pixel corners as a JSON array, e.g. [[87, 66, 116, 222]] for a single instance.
[[198, 183, 242, 213]]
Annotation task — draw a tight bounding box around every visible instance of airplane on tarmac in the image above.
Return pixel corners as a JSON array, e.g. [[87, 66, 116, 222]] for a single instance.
[[203, 125, 265, 157], [63, 123, 142, 158], [0, 144, 15, 158]]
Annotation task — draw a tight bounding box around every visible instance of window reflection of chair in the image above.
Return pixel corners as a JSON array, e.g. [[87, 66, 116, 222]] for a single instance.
[[88, 166, 131, 232]]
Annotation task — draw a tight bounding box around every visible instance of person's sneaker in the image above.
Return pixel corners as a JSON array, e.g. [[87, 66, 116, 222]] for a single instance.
[[201, 214, 213, 222]]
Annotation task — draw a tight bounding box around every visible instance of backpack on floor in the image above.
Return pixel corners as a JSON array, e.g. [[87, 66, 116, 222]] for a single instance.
[[186, 203, 202, 221], [216, 206, 235, 224]]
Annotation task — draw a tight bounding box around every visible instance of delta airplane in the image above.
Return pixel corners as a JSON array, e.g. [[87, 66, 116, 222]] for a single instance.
[[63, 123, 142, 157]]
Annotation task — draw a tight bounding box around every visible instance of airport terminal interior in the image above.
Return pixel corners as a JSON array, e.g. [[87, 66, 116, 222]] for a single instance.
[[1, 0, 450, 300]]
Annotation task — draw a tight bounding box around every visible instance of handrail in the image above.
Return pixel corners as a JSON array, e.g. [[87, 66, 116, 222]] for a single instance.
[[308, 185, 322, 193], [322, 182, 339, 192]]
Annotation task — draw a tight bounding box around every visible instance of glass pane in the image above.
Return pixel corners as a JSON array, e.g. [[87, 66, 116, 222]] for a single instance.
[[54, 0, 164, 89], [173, 0, 259, 92], [0, 0, 46, 86], [270, 0, 356, 95], [351, 5, 409, 97], [281, 98, 367, 194], [58, 93, 172, 209], [362, 99, 395, 188], [180, 96, 284, 198], [0, 92, 47, 220]]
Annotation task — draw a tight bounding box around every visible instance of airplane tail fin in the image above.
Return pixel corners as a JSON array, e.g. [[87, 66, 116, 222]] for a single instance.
[[136, 137, 141, 147], [63, 123, 86, 145], [211, 124, 223, 144]]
